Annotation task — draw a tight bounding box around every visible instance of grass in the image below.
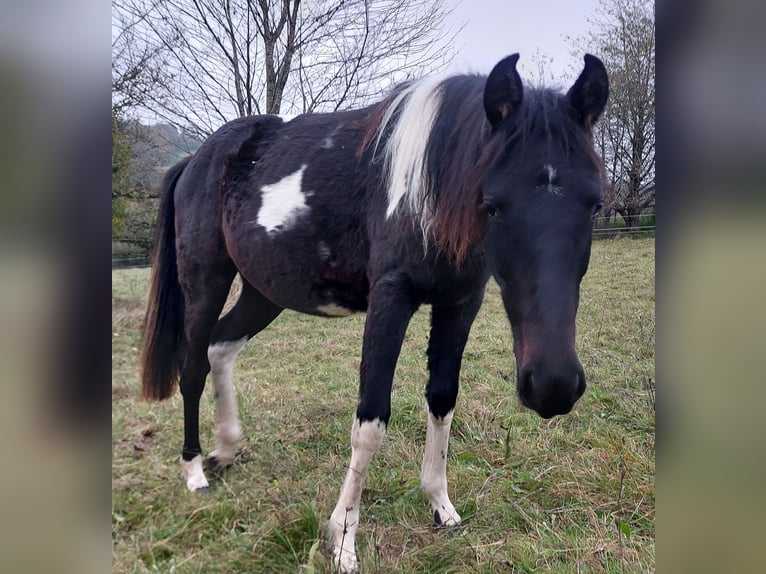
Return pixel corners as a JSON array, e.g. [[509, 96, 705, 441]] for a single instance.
[[112, 237, 655, 573]]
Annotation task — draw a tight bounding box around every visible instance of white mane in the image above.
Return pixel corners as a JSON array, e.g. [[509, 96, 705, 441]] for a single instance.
[[373, 76, 445, 239]]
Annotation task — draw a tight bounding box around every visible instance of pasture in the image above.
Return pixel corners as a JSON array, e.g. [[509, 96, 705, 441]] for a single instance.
[[112, 236, 654, 573]]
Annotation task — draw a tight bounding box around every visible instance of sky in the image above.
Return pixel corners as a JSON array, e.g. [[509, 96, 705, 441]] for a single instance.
[[443, 0, 603, 85]]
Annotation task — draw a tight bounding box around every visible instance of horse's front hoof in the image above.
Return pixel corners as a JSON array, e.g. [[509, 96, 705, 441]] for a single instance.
[[432, 506, 462, 528], [321, 520, 359, 574], [334, 551, 359, 574]]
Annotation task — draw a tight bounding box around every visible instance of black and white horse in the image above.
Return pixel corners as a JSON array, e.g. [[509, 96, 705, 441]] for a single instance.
[[141, 53, 608, 572]]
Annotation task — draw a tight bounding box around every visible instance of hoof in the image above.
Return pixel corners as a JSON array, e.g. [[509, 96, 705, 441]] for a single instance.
[[321, 521, 359, 574], [193, 485, 211, 494], [182, 454, 210, 491], [334, 552, 359, 574], [432, 507, 461, 528]]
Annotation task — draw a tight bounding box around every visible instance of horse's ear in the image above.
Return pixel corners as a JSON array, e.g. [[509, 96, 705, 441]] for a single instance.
[[567, 54, 609, 130], [484, 53, 524, 129]]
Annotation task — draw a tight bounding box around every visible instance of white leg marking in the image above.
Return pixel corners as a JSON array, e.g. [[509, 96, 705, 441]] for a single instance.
[[317, 303, 354, 317], [207, 338, 247, 466], [256, 165, 310, 233], [329, 418, 386, 573], [421, 409, 461, 526], [374, 77, 444, 236], [181, 455, 209, 491]]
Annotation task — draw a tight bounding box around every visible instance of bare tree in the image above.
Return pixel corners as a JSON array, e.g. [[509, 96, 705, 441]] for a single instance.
[[112, 6, 171, 117], [520, 48, 557, 88], [112, 0, 457, 138], [576, 0, 655, 230]]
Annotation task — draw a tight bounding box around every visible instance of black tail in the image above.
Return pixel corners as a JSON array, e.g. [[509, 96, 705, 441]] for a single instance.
[[140, 156, 191, 400]]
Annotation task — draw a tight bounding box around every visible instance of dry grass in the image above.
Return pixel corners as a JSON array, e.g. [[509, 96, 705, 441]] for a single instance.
[[112, 237, 655, 573]]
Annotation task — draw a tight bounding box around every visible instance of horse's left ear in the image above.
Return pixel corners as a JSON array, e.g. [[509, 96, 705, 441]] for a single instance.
[[567, 54, 609, 130]]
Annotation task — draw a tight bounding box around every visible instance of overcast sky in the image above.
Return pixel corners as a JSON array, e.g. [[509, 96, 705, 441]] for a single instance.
[[444, 0, 602, 85]]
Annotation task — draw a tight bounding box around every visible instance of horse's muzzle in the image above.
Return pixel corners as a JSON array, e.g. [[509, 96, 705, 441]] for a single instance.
[[518, 362, 586, 419]]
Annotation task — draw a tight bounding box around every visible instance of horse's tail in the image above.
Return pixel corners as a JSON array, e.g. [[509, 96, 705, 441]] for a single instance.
[[140, 156, 191, 401]]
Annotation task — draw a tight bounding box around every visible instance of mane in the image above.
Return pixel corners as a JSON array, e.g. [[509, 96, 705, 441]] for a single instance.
[[359, 75, 490, 264], [498, 89, 599, 159], [360, 75, 601, 264]]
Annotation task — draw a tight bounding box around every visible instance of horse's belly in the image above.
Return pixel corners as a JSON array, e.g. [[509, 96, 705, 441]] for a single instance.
[[225, 223, 369, 316], [257, 272, 369, 317]]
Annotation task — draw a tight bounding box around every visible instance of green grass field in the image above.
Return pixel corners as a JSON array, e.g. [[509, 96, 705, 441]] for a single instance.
[[112, 237, 654, 573]]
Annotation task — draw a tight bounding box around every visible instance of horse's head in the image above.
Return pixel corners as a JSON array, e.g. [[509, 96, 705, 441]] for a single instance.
[[481, 54, 608, 419]]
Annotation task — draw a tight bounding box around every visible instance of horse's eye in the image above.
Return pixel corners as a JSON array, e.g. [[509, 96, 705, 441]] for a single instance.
[[593, 202, 603, 216], [481, 202, 499, 218]]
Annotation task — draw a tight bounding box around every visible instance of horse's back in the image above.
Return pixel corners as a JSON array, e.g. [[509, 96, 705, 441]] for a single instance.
[[172, 116, 286, 271], [175, 115, 285, 208]]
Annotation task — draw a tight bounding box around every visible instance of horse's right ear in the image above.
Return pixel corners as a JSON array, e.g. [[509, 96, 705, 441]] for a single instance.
[[484, 54, 524, 129]]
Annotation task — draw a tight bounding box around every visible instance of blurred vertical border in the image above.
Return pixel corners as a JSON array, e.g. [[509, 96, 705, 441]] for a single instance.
[[660, 0, 766, 571], [0, 0, 111, 572]]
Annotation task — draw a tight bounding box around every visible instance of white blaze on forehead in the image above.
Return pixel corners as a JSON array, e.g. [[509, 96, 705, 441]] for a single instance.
[[256, 165, 310, 233], [375, 76, 444, 232], [544, 164, 557, 183], [543, 163, 562, 196]]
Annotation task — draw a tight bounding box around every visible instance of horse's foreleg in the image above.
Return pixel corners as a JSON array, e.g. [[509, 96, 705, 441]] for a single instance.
[[329, 276, 418, 574], [421, 292, 484, 526], [329, 417, 386, 574], [422, 410, 460, 525]]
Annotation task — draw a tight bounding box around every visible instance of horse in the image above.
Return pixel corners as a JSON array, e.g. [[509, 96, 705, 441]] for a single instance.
[[140, 53, 608, 573]]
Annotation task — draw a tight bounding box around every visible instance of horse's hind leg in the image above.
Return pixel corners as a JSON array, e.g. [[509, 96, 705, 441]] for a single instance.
[[178, 266, 237, 492], [206, 280, 283, 471]]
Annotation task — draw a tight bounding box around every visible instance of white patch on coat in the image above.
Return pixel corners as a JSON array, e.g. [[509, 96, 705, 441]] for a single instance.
[[181, 454, 209, 491], [374, 76, 444, 240], [256, 165, 310, 233], [421, 409, 461, 526], [207, 337, 247, 466], [322, 124, 342, 149], [329, 418, 387, 573], [317, 303, 354, 317]]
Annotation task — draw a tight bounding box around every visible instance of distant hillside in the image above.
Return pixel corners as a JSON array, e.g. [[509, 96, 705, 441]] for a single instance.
[[125, 121, 204, 191], [113, 121, 204, 264]]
